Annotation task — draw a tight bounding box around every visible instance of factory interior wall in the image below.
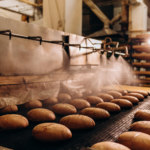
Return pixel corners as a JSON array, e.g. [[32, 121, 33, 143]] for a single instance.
[[43, 0, 82, 35]]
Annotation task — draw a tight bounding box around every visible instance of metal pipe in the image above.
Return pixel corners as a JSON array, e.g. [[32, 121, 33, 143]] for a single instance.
[[110, 13, 122, 26]]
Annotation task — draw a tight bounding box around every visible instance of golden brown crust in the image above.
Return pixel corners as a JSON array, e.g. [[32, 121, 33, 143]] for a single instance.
[[97, 93, 113, 102], [0, 114, 29, 130], [69, 99, 91, 109], [85, 96, 103, 105], [42, 97, 58, 105], [96, 102, 121, 113], [92, 141, 130, 150], [130, 121, 150, 135], [0, 105, 18, 114], [27, 108, 56, 122], [51, 103, 77, 115], [117, 90, 128, 96], [127, 93, 144, 100], [80, 107, 110, 119], [32, 123, 72, 142], [134, 110, 150, 121], [59, 114, 95, 130], [130, 90, 148, 97], [23, 100, 42, 109], [57, 93, 71, 103], [117, 131, 150, 150], [120, 96, 139, 104], [107, 91, 122, 99], [111, 99, 133, 108]]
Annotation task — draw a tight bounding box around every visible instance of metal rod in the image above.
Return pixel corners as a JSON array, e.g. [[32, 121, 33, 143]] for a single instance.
[[0, 30, 127, 56], [28, 36, 42, 45]]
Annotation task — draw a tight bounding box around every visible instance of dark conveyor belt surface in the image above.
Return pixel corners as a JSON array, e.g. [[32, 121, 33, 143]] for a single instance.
[[0, 97, 150, 150]]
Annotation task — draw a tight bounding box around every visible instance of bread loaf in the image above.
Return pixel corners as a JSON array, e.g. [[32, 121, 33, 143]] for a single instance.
[[59, 114, 95, 130], [130, 121, 150, 135], [27, 108, 55, 122], [0, 105, 18, 114], [134, 110, 150, 121], [85, 96, 103, 105], [96, 102, 121, 113], [111, 99, 133, 108], [107, 91, 122, 99], [0, 114, 29, 130], [69, 99, 90, 109], [96, 93, 113, 102], [51, 103, 77, 115], [57, 93, 71, 103], [117, 131, 150, 150], [127, 93, 144, 100], [23, 100, 42, 109], [42, 97, 58, 105], [118, 90, 128, 95], [80, 107, 110, 120], [91, 141, 131, 150], [32, 123, 72, 142], [130, 90, 148, 97], [120, 96, 139, 104]]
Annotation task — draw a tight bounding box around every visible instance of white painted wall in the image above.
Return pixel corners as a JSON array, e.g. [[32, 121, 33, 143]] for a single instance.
[[43, 0, 82, 35], [0, 8, 22, 21], [65, 0, 82, 35]]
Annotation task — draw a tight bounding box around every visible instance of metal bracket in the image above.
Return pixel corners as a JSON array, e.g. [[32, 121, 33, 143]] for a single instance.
[[0, 30, 12, 40], [28, 36, 42, 45]]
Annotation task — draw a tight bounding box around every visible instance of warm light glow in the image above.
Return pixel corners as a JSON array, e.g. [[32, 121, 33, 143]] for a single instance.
[[148, 39, 150, 44]]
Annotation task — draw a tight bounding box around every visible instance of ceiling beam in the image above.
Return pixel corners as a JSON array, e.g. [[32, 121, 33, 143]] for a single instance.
[[18, 0, 42, 7]]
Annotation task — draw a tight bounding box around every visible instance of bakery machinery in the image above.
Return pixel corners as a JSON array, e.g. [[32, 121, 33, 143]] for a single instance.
[[0, 16, 150, 150]]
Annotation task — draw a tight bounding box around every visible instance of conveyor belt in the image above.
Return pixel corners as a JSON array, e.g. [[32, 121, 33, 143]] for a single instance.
[[0, 98, 150, 150]]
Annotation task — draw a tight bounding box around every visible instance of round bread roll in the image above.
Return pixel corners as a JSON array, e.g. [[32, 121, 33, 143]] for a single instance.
[[32, 123, 72, 142], [134, 110, 150, 121], [96, 94, 113, 102], [130, 121, 150, 135], [107, 91, 122, 99], [27, 108, 55, 122], [96, 102, 121, 113], [0, 114, 29, 130], [23, 100, 42, 109], [111, 99, 133, 108], [130, 90, 148, 97], [85, 96, 103, 105], [120, 96, 139, 104], [80, 107, 110, 120], [91, 141, 131, 150], [118, 90, 128, 96], [69, 99, 90, 109], [51, 103, 77, 115], [59, 114, 95, 130], [127, 93, 144, 100], [57, 93, 71, 103], [42, 97, 58, 105], [117, 131, 150, 150], [0, 105, 18, 114]]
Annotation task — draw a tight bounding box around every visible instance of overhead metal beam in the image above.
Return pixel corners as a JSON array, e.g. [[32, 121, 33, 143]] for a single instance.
[[18, 0, 43, 7]]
